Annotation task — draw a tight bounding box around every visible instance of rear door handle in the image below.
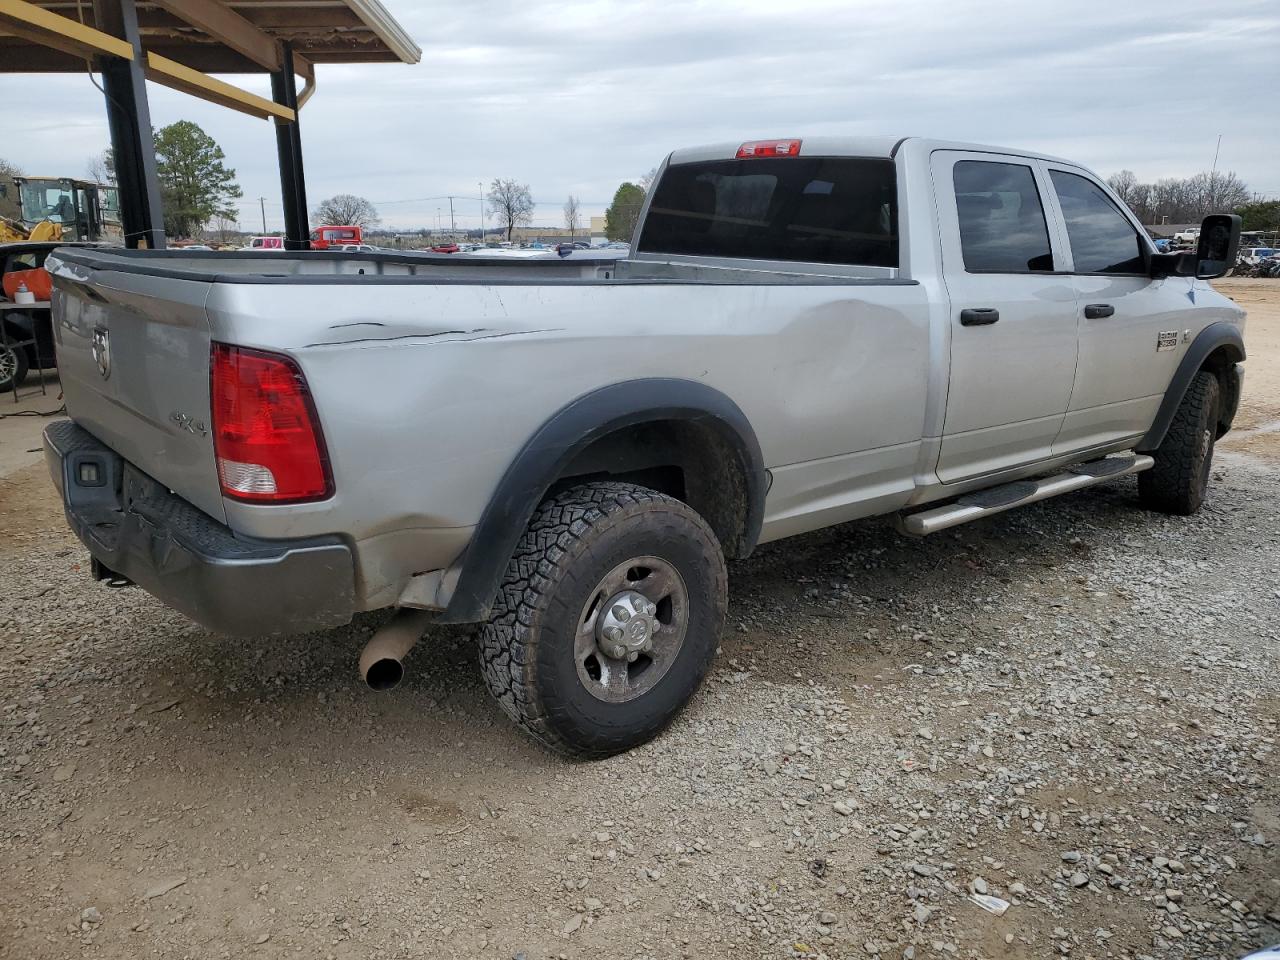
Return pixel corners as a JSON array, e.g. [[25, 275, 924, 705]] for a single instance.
[[959, 308, 1000, 326], [1084, 303, 1115, 319]]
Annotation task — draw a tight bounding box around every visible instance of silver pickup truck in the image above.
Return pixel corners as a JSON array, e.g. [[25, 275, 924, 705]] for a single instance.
[[43, 136, 1246, 757]]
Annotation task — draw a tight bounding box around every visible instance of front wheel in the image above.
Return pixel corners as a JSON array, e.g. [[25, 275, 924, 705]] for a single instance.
[[1139, 370, 1220, 515], [478, 481, 727, 758]]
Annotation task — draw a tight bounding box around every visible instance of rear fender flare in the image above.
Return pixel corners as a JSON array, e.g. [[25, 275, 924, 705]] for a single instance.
[[441, 378, 765, 623]]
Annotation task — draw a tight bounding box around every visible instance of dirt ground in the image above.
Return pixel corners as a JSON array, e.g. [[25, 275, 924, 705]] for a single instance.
[[1, 280, 1277, 960]]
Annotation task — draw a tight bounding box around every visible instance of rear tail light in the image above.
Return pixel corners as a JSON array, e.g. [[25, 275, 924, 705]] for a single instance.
[[210, 343, 333, 503], [736, 139, 802, 159]]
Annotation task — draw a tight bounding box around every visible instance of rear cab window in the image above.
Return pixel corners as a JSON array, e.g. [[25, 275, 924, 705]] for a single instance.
[[952, 160, 1055, 273], [637, 157, 898, 269]]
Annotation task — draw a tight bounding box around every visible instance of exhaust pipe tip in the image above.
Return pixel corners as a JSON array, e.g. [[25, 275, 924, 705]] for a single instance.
[[358, 608, 432, 692], [364, 656, 405, 691]]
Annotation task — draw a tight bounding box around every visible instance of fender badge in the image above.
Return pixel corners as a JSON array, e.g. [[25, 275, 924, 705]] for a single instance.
[[1157, 330, 1178, 352]]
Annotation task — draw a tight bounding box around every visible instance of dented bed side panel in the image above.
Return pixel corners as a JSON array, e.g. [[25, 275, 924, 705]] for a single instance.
[[202, 280, 932, 557]]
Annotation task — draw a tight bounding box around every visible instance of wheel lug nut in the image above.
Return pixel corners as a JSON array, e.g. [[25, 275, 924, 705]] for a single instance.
[[604, 625, 623, 642], [627, 651, 638, 663], [611, 604, 631, 622]]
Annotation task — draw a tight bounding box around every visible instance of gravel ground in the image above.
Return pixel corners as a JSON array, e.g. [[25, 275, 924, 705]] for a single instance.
[[1, 280, 1277, 960]]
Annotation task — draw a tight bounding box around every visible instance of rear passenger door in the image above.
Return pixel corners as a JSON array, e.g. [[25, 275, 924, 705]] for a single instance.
[[930, 151, 1078, 483], [1042, 166, 1186, 453]]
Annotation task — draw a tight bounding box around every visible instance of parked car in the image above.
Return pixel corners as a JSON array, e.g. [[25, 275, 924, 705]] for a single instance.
[[1173, 226, 1201, 244], [42, 136, 1245, 758], [1240, 246, 1278, 265], [242, 236, 284, 250], [430, 242, 460, 254]]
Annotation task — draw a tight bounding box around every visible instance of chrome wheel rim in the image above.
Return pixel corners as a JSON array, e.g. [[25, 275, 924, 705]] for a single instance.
[[574, 556, 688, 703], [0, 347, 16, 384]]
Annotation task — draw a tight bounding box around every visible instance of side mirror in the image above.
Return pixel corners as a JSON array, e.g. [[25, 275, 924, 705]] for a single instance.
[[1194, 213, 1241, 279]]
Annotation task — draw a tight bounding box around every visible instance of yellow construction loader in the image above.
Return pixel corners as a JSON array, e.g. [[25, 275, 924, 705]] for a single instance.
[[0, 176, 121, 243]]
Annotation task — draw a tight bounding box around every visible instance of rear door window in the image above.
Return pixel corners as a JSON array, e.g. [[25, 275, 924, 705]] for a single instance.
[[1049, 170, 1147, 274], [637, 157, 897, 268], [952, 160, 1055, 273]]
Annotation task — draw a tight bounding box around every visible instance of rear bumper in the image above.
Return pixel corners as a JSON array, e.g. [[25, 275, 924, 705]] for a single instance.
[[43, 419, 355, 636]]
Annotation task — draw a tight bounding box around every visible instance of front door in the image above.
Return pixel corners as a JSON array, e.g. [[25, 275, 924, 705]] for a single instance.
[[1041, 166, 1187, 454], [930, 151, 1079, 483]]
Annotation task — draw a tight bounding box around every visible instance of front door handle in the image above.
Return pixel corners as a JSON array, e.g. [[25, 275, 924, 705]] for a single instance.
[[959, 307, 1000, 326], [1084, 303, 1115, 319]]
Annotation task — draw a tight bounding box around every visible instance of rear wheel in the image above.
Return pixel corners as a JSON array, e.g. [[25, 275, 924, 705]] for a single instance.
[[478, 481, 727, 758], [0, 343, 28, 393], [1139, 370, 1220, 515]]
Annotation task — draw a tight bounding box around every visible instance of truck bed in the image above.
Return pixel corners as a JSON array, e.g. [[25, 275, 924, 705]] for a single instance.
[[46, 245, 928, 612]]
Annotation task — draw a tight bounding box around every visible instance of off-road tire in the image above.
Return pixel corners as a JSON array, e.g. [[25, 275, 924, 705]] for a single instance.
[[478, 481, 727, 759], [1139, 370, 1220, 515], [0, 343, 27, 393]]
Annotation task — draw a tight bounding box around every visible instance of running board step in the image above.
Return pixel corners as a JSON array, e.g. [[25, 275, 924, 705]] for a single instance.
[[897, 454, 1154, 536]]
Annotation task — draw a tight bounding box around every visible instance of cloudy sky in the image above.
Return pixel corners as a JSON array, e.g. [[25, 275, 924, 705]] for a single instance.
[[6, 0, 1279, 232]]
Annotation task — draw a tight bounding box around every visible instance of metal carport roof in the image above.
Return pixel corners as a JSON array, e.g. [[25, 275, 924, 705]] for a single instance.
[[0, 0, 420, 248], [1, 1, 420, 72]]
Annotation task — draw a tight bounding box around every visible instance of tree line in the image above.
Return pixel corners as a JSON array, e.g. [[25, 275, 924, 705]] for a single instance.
[[1105, 169, 1264, 227]]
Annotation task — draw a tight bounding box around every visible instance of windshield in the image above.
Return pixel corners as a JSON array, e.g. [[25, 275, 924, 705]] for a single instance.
[[19, 180, 76, 224]]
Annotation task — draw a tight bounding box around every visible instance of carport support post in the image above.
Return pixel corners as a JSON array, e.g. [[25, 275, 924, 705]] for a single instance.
[[271, 44, 309, 250], [93, 0, 165, 249]]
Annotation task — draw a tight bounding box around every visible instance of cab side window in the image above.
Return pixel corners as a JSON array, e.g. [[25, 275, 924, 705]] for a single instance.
[[1050, 170, 1146, 274], [952, 160, 1055, 273]]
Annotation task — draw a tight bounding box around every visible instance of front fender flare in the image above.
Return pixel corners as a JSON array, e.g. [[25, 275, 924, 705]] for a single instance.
[[1137, 321, 1245, 452], [440, 378, 766, 623]]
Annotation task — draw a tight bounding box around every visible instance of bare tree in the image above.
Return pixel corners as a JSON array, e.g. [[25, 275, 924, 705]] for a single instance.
[[211, 213, 237, 244], [1190, 171, 1250, 216], [488, 179, 534, 242], [312, 194, 381, 228], [639, 167, 658, 192], [1106, 170, 1139, 206], [86, 149, 114, 185], [563, 195, 580, 237]]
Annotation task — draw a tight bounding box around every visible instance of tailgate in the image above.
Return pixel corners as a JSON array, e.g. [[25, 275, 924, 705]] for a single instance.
[[48, 253, 226, 522]]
